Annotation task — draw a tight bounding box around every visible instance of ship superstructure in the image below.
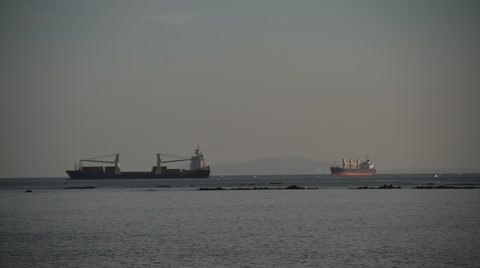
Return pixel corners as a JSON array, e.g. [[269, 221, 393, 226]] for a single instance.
[[330, 156, 376, 176], [66, 146, 210, 179]]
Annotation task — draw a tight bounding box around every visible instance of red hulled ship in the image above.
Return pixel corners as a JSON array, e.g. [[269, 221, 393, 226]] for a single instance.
[[330, 156, 376, 176]]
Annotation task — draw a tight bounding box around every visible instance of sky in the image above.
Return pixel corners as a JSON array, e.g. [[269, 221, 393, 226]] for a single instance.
[[1, 0, 479, 177]]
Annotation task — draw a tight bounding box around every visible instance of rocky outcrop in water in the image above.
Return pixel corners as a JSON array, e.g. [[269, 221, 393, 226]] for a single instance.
[[198, 185, 317, 191], [64, 186, 96, 189], [351, 184, 401, 189], [413, 183, 479, 189]]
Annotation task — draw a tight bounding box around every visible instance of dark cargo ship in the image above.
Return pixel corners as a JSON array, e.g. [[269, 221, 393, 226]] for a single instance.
[[330, 156, 376, 176], [66, 146, 210, 179]]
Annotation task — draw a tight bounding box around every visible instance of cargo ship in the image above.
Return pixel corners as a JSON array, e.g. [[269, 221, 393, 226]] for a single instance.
[[330, 156, 376, 176], [66, 146, 210, 179]]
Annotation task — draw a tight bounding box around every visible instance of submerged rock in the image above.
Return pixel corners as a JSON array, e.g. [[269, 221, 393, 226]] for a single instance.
[[351, 184, 401, 189], [413, 184, 479, 189], [350, 186, 370, 189], [198, 187, 225, 191], [197, 185, 314, 191], [378, 184, 401, 189], [64, 186, 96, 189], [285, 185, 305, 190]]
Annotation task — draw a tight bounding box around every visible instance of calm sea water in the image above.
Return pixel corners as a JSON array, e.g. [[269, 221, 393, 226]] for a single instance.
[[1, 174, 480, 267]]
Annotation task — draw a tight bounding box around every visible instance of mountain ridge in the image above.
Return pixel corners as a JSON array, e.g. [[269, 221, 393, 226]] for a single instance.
[[211, 156, 332, 175]]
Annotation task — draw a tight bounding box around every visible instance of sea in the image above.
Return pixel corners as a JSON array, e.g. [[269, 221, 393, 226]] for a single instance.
[[1, 174, 479, 268]]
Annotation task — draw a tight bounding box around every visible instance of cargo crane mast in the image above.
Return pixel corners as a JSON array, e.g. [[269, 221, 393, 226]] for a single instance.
[[156, 146, 204, 164], [156, 153, 190, 164], [77, 154, 121, 175], [154, 146, 206, 175], [78, 154, 119, 167]]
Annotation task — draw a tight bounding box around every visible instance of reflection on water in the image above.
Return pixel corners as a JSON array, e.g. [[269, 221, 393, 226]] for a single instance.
[[1, 174, 479, 267]]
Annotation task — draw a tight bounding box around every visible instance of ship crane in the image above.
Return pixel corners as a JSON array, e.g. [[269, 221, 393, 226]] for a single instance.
[[80, 159, 116, 164], [78, 154, 118, 165], [157, 145, 206, 167], [159, 158, 191, 163], [76, 154, 121, 175], [79, 154, 118, 164], [154, 147, 206, 175], [156, 153, 190, 164]]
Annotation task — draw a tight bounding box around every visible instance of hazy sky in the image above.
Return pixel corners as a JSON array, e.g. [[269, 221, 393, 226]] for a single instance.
[[1, 0, 479, 177]]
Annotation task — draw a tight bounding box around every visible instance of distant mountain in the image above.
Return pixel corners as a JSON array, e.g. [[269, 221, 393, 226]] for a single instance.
[[211, 157, 332, 175], [382, 167, 480, 174]]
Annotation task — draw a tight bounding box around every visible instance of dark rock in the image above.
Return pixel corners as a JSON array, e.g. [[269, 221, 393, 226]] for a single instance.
[[285, 185, 305, 190], [198, 187, 225, 191], [378, 184, 401, 189], [64, 186, 95, 189], [351, 184, 401, 189], [414, 184, 479, 189]]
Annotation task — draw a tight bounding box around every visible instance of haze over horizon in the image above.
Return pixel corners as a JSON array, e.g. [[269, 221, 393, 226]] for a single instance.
[[1, 0, 479, 177]]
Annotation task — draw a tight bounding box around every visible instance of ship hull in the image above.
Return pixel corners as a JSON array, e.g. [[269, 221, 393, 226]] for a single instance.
[[330, 167, 376, 176], [66, 169, 210, 180]]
